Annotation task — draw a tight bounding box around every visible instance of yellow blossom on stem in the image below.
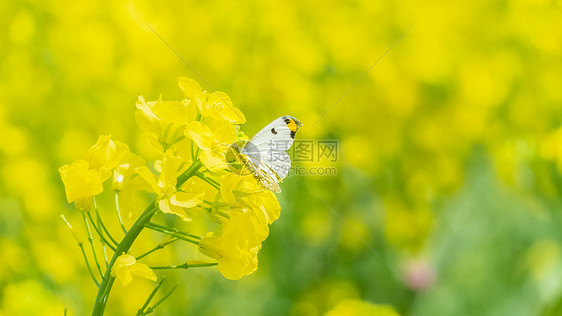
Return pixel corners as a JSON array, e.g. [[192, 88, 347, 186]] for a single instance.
[[136, 153, 205, 221], [59, 160, 104, 205], [220, 173, 262, 205], [112, 153, 149, 192], [204, 92, 246, 123], [198, 211, 262, 280], [219, 173, 280, 233], [178, 77, 205, 111], [135, 95, 197, 151], [86, 135, 130, 180], [178, 77, 246, 123], [185, 119, 237, 171], [111, 254, 157, 286], [240, 190, 281, 226]]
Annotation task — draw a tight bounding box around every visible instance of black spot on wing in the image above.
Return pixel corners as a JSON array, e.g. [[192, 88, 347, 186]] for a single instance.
[[283, 117, 291, 124], [290, 131, 296, 139], [271, 128, 277, 135]]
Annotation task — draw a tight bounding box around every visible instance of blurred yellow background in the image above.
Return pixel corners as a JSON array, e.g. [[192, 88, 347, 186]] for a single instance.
[[2, 0, 562, 315]]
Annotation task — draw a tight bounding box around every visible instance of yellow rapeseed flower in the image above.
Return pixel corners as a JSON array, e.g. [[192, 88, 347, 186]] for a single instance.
[[219, 173, 262, 204], [136, 152, 205, 221], [86, 135, 130, 181], [112, 153, 149, 192], [135, 94, 197, 151], [111, 254, 157, 287], [59, 160, 104, 206], [178, 77, 246, 124], [218, 173, 280, 238], [185, 118, 237, 171], [198, 211, 262, 280]]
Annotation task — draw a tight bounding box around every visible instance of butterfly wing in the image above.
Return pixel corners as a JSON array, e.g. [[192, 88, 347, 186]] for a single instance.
[[240, 116, 302, 191], [238, 154, 282, 193], [243, 116, 302, 152]]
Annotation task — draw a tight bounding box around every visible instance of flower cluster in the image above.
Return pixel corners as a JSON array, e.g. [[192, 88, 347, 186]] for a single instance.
[[134, 77, 280, 280], [60, 77, 283, 291], [199, 174, 280, 279], [59, 135, 132, 211]]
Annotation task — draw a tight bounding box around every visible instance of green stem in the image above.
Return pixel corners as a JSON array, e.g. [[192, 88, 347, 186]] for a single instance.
[[214, 210, 230, 219], [146, 222, 201, 239], [97, 216, 109, 268], [136, 238, 178, 261], [82, 213, 105, 278], [190, 141, 196, 161], [140, 282, 180, 316], [137, 276, 167, 316], [86, 212, 117, 251], [145, 223, 200, 245], [150, 262, 217, 270], [92, 160, 202, 316], [79, 243, 100, 286], [94, 200, 119, 246], [177, 160, 202, 185], [61, 214, 100, 285], [114, 192, 128, 234], [195, 171, 220, 189]]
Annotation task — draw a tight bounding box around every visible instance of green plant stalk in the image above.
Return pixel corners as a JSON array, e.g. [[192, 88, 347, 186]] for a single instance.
[[82, 212, 105, 278], [94, 201, 119, 246], [79, 243, 100, 286], [97, 215, 109, 267], [136, 276, 167, 316], [145, 224, 200, 245], [150, 262, 217, 270], [86, 211, 116, 251], [139, 282, 180, 316], [195, 171, 220, 189], [146, 221, 201, 240], [114, 192, 128, 234], [136, 237, 178, 260], [92, 160, 202, 315]]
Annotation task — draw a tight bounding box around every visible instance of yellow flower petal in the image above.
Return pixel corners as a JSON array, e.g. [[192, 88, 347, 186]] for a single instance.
[[59, 160, 104, 203], [135, 96, 161, 134], [112, 153, 148, 191], [158, 153, 182, 189], [220, 173, 242, 205], [217, 245, 259, 280], [200, 149, 228, 171], [158, 199, 192, 221], [178, 77, 204, 111], [135, 166, 160, 194], [206, 92, 246, 124], [129, 263, 157, 282], [220, 174, 261, 205], [86, 135, 130, 171], [206, 117, 237, 145], [111, 254, 136, 286], [198, 211, 266, 280], [185, 121, 215, 151], [178, 77, 202, 98], [152, 99, 197, 125], [244, 191, 281, 225], [170, 191, 205, 208], [115, 267, 133, 286], [111, 254, 157, 286]]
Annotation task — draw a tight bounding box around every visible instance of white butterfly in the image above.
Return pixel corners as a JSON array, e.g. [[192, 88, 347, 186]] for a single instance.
[[229, 116, 302, 193]]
